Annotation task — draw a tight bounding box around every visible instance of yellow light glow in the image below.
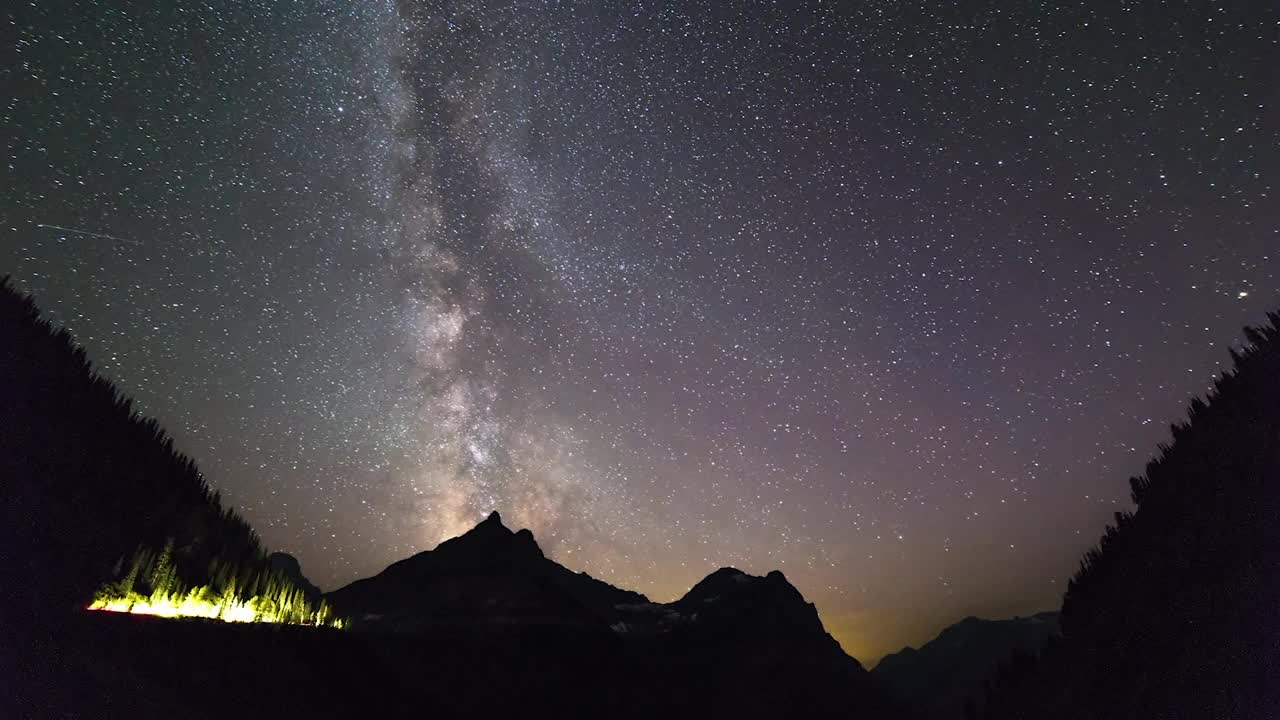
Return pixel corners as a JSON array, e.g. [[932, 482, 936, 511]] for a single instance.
[[87, 543, 346, 628], [88, 588, 346, 628]]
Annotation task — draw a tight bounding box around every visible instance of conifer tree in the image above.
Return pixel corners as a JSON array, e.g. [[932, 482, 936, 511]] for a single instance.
[[981, 312, 1280, 719]]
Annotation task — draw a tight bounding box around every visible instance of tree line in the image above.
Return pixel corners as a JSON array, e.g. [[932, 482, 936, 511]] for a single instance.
[[0, 276, 331, 631], [970, 312, 1280, 719]]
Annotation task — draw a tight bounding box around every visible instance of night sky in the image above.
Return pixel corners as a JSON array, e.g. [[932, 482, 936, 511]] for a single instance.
[[5, 1, 1277, 663]]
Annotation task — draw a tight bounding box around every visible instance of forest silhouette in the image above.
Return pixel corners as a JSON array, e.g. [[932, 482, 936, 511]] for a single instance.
[[1, 276, 1276, 718], [974, 311, 1280, 719], [0, 276, 331, 632]]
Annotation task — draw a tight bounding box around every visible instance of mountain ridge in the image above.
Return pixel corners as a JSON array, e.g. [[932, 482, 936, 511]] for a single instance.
[[326, 511, 650, 627], [315, 511, 904, 717], [873, 611, 1061, 718], [326, 511, 847, 643]]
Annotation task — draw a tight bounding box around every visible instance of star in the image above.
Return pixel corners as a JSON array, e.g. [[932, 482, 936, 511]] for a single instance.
[[4, 0, 1276, 665]]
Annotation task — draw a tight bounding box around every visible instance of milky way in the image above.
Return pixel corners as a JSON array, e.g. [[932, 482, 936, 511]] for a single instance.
[[5, 0, 1278, 662]]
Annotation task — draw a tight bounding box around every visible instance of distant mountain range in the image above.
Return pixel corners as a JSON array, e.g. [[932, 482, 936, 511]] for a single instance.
[[873, 612, 1060, 719], [327, 512, 850, 652], [314, 511, 1066, 719], [314, 510, 904, 717]]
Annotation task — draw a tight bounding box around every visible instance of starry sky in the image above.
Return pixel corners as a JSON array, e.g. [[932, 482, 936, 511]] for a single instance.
[[4, 0, 1277, 663]]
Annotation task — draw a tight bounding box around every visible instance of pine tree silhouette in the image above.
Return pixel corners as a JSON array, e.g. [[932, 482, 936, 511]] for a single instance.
[[981, 312, 1280, 719], [0, 277, 278, 629]]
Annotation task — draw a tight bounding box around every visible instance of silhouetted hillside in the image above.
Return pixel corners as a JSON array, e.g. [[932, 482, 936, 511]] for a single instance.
[[981, 313, 1280, 719], [0, 278, 291, 625], [873, 612, 1059, 719], [0, 278, 342, 637]]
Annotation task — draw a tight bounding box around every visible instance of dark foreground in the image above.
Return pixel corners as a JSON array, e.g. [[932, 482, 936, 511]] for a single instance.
[[8, 610, 901, 719]]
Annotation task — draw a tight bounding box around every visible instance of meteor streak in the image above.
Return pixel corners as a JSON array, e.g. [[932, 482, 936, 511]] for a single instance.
[[37, 223, 140, 245]]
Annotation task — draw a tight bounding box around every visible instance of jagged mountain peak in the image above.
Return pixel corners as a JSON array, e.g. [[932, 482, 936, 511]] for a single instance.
[[325, 514, 644, 624], [423, 511, 545, 564], [458, 510, 510, 538], [679, 566, 804, 607], [458, 510, 536, 547]]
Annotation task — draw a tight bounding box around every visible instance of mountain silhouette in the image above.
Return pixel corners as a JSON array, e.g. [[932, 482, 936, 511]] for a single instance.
[[14, 503, 907, 719], [667, 566, 860, 671], [266, 552, 324, 603], [873, 612, 1060, 719], [329, 513, 852, 660], [323, 513, 903, 718], [326, 511, 646, 626]]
